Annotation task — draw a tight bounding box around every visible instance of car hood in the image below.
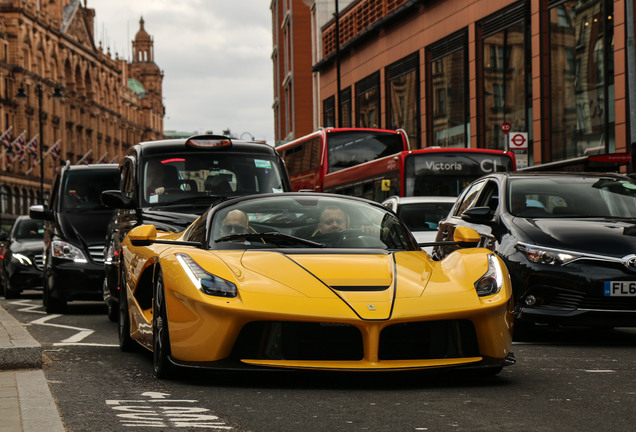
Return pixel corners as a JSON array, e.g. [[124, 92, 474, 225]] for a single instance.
[[10, 239, 45, 254], [512, 217, 636, 257], [211, 250, 484, 320], [58, 209, 115, 245]]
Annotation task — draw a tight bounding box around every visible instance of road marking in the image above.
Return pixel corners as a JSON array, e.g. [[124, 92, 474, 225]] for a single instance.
[[106, 392, 233, 429], [10, 299, 46, 314], [7, 299, 117, 347]]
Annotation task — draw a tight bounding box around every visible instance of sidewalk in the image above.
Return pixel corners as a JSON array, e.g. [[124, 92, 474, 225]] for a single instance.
[[0, 304, 65, 432]]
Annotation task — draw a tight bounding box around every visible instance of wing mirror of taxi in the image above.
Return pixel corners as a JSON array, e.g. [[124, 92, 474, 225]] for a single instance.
[[101, 190, 136, 209], [0, 232, 7, 241], [453, 226, 481, 248], [29, 204, 53, 221], [460, 206, 494, 222]]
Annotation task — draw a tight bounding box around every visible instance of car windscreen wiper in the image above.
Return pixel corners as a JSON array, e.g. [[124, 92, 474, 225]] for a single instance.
[[215, 232, 325, 248]]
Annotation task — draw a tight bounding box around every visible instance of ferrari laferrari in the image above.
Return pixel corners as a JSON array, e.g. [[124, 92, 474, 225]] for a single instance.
[[118, 193, 515, 378]]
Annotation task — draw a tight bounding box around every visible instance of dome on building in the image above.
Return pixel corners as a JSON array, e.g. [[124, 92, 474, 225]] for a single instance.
[[134, 17, 151, 42], [127, 78, 146, 96]]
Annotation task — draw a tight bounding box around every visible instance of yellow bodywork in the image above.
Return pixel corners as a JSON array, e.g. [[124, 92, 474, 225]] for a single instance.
[[121, 226, 514, 372]]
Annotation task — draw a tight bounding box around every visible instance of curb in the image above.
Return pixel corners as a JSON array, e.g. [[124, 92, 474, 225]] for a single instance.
[[0, 304, 42, 370]]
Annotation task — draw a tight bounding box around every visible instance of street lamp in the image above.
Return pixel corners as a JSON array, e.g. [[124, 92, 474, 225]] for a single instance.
[[15, 84, 63, 204]]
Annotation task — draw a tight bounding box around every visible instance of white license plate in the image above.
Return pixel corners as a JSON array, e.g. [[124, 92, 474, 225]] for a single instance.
[[604, 281, 636, 296]]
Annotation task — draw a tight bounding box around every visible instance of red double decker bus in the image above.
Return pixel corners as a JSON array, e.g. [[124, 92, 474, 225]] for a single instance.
[[276, 128, 410, 192], [323, 147, 516, 202], [277, 128, 515, 202]]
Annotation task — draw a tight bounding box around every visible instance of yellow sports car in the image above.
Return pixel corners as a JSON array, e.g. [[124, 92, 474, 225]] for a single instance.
[[118, 193, 515, 378]]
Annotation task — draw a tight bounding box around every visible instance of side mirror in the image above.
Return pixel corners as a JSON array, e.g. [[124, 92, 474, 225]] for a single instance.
[[101, 190, 136, 209], [0, 232, 7, 241], [460, 206, 493, 222], [29, 205, 54, 221], [128, 224, 157, 246], [453, 226, 481, 248]]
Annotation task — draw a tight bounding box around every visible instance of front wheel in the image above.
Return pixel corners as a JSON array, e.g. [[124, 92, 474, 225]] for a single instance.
[[43, 272, 66, 314], [153, 269, 176, 379]]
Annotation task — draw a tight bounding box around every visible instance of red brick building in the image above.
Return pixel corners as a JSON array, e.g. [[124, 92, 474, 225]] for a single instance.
[[285, 0, 634, 172], [0, 0, 164, 230]]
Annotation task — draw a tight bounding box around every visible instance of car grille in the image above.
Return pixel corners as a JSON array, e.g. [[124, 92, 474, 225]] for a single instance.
[[33, 254, 44, 270], [87, 244, 105, 264], [231, 319, 479, 361], [539, 289, 636, 311]]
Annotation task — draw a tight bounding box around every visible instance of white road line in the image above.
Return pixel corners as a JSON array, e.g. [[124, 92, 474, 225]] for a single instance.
[[10, 299, 46, 314], [30, 312, 95, 344]]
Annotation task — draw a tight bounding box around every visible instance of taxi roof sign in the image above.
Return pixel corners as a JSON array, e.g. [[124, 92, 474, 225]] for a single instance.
[[185, 134, 232, 149]]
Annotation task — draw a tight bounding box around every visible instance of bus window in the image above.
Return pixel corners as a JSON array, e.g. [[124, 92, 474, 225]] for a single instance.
[[327, 130, 406, 173]]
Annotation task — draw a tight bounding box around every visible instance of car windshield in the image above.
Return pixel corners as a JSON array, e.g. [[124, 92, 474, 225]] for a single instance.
[[13, 219, 44, 240], [143, 153, 285, 206], [210, 195, 416, 250], [397, 202, 454, 231], [509, 176, 636, 218], [61, 170, 121, 211]]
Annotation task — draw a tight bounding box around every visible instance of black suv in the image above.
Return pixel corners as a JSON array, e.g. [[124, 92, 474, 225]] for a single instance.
[[100, 134, 292, 321], [30, 162, 121, 313], [0, 215, 45, 298]]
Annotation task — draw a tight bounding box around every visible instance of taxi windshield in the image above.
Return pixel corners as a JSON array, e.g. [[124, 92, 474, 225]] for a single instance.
[[143, 153, 285, 206], [210, 195, 417, 250]]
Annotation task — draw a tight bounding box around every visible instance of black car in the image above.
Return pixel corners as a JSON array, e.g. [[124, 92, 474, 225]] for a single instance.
[[434, 171, 636, 330], [0, 216, 45, 298], [30, 162, 121, 313], [100, 134, 292, 321]]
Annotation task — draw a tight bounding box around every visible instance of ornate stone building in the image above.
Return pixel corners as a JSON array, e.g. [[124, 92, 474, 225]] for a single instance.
[[0, 0, 164, 231]]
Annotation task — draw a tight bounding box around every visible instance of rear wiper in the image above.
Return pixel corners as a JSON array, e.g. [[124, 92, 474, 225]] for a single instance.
[[216, 232, 325, 248]]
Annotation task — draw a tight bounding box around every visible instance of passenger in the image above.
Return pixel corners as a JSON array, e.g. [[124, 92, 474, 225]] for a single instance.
[[220, 209, 249, 236]]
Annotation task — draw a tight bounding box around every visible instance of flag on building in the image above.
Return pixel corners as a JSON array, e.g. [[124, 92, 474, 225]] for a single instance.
[[97, 152, 108, 164], [0, 126, 12, 151], [11, 132, 26, 165], [48, 140, 61, 160], [77, 149, 92, 165], [25, 134, 39, 158]]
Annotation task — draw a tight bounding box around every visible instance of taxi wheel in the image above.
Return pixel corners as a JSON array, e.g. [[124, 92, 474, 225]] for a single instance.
[[3, 279, 20, 299], [43, 275, 66, 314], [118, 267, 136, 352], [153, 269, 176, 379], [106, 280, 118, 323]]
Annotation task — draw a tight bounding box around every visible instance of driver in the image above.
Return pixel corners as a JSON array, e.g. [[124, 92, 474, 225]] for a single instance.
[[317, 206, 347, 234]]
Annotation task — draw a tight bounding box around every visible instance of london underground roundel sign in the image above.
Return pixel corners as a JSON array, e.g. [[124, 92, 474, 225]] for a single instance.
[[509, 132, 528, 150]]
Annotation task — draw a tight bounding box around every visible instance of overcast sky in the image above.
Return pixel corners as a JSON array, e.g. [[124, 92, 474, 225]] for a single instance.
[[89, 0, 275, 143]]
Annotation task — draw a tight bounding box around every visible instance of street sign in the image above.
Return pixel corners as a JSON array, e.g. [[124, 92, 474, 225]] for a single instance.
[[509, 132, 528, 150], [500, 122, 511, 134]]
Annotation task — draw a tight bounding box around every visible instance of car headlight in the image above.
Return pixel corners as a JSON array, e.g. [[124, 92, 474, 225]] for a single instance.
[[11, 253, 32, 266], [474, 254, 504, 297], [516, 243, 580, 266], [51, 239, 88, 263], [175, 253, 237, 298]]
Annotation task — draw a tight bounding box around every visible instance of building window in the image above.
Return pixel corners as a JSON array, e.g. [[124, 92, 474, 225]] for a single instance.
[[549, 0, 614, 161], [323, 95, 335, 128], [339, 87, 351, 128], [355, 72, 380, 128], [478, 2, 531, 153], [427, 30, 469, 148], [386, 52, 420, 147]]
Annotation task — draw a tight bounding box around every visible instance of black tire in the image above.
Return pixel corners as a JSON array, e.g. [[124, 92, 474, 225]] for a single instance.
[[118, 266, 137, 352], [106, 280, 118, 322], [153, 269, 176, 379], [43, 274, 66, 314], [3, 279, 20, 299]]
